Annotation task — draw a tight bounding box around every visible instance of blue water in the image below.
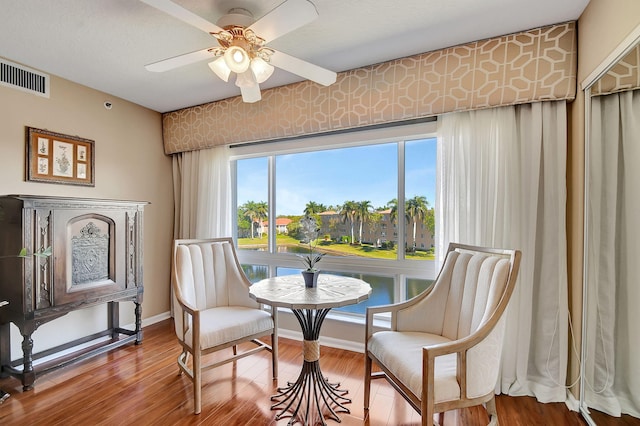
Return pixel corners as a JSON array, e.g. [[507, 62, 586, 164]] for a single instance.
[[243, 264, 432, 315]]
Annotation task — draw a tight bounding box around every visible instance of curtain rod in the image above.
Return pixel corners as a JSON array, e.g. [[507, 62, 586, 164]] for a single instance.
[[229, 116, 437, 149]]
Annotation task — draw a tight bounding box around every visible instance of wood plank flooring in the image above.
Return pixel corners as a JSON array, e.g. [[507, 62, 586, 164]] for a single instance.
[[589, 410, 640, 426], [0, 319, 587, 425]]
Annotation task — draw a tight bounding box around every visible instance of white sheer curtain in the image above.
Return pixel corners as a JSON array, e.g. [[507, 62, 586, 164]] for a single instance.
[[437, 101, 569, 402], [172, 145, 232, 239], [585, 89, 640, 417]]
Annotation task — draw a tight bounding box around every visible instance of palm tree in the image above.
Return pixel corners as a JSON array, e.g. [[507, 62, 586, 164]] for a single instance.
[[356, 200, 373, 244], [339, 200, 358, 244], [240, 201, 268, 239], [253, 201, 268, 238], [304, 201, 327, 215], [406, 195, 429, 249], [387, 197, 411, 228], [240, 201, 257, 239], [387, 198, 399, 224]]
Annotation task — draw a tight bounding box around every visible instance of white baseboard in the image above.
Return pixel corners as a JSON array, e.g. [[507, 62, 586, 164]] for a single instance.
[[140, 311, 172, 328], [277, 328, 364, 354], [121, 310, 171, 332], [155, 311, 365, 354]]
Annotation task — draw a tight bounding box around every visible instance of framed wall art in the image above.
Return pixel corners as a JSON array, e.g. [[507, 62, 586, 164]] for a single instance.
[[25, 127, 95, 186]]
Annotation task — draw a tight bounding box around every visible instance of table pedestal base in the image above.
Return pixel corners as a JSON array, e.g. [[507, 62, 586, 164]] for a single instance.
[[271, 307, 351, 425], [271, 358, 351, 425]]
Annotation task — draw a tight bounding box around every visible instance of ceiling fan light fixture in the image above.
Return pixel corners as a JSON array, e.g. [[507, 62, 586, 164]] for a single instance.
[[142, 0, 336, 104], [250, 57, 274, 84], [208, 57, 231, 82], [235, 70, 257, 88], [240, 84, 262, 103], [224, 45, 250, 73]]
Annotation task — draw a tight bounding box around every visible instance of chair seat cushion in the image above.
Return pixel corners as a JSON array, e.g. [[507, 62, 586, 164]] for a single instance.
[[185, 306, 274, 350], [368, 331, 459, 403]]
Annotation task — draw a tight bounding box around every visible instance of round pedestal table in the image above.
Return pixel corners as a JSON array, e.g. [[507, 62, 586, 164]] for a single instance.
[[249, 274, 371, 426]]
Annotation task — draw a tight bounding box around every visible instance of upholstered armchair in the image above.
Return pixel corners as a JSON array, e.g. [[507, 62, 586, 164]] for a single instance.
[[364, 243, 521, 425], [172, 238, 278, 414]]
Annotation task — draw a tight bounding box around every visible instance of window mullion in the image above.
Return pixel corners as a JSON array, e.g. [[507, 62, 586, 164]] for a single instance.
[[398, 141, 406, 260], [268, 155, 276, 255], [231, 160, 238, 242]]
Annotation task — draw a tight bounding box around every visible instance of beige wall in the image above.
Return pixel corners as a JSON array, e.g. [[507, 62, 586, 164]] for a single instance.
[[0, 72, 174, 357], [568, 0, 640, 398]]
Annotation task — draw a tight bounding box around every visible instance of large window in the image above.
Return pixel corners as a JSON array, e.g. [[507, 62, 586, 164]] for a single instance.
[[233, 123, 437, 315]]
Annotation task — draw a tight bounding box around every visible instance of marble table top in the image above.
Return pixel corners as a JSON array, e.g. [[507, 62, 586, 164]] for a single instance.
[[249, 273, 371, 310]]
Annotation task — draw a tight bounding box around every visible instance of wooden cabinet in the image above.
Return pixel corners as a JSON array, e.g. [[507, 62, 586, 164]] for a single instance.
[[0, 195, 147, 390]]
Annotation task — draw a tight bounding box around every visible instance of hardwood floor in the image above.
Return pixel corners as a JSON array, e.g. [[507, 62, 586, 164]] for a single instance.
[[589, 410, 640, 426], [0, 319, 587, 425]]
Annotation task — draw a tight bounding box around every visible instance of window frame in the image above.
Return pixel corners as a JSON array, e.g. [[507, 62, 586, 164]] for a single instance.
[[231, 121, 438, 310]]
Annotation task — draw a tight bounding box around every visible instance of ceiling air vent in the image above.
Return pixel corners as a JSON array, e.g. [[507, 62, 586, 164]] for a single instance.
[[0, 58, 49, 98]]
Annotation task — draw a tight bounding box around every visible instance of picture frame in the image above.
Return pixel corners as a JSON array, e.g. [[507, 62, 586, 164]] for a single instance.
[[25, 127, 95, 186]]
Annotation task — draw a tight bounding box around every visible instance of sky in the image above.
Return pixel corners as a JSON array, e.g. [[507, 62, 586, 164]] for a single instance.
[[237, 138, 437, 216]]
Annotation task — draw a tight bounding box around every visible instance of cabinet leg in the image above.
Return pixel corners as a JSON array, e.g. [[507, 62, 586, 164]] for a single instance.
[[108, 301, 119, 340], [21, 333, 35, 391], [0, 323, 10, 377], [0, 324, 10, 401], [134, 301, 143, 344]]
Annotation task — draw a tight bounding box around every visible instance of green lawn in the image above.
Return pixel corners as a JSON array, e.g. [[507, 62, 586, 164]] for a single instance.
[[238, 234, 435, 260]]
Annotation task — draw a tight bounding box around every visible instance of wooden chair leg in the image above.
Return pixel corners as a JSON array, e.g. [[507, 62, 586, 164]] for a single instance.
[[272, 308, 278, 380], [193, 350, 201, 415], [271, 332, 278, 380], [486, 396, 499, 426], [364, 354, 372, 410], [422, 397, 435, 426]]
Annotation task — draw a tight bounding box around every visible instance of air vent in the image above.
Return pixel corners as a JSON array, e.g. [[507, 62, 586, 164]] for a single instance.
[[0, 58, 49, 98]]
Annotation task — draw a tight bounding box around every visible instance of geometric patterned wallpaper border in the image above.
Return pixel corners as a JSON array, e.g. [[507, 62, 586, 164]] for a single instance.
[[592, 43, 640, 96], [163, 21, 576, 154]]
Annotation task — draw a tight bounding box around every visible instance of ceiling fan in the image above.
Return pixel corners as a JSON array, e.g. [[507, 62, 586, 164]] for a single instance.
[[140, 0, 337, 103]]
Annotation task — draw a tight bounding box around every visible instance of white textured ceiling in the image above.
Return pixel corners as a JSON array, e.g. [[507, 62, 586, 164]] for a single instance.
[[0, 0, 590, 113]]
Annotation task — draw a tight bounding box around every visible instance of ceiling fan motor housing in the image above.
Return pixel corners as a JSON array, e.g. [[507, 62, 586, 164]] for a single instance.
[[216, 8, 254, 29]]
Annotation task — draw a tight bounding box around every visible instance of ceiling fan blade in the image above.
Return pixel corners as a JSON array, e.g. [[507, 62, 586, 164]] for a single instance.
[[240, 84, 262, 103], [139, 0, 223, 34], [269, 50, 336, 86], [248, 0, 318, 43], [145, 47, 215, 72]]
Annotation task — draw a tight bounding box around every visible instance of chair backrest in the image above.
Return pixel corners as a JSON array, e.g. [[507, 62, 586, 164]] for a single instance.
[[397, 244, 518, 341], [172, 238, 260, 342]]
